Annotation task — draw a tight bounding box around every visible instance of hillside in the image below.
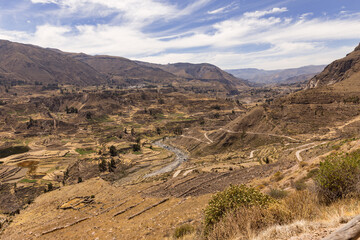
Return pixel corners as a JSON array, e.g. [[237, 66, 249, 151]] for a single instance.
[[0, 40, 106, 86], [155, 63, 244, 85], [177, 44, 360, 157], [307, 44, 360, 89], [70, 54, 177, 85], [227, 65, 325, 85], [137, 61, 247, 86]]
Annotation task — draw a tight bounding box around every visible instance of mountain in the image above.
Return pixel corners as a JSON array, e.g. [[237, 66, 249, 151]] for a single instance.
[[69, 53, 177, 85], [0, 40, 106, 86], [0, 39, 246, 94], [136, 62, 247, 87], [72, 55, 245, 93], [307, 44, 360, 89], [227, 65, 325, 85]]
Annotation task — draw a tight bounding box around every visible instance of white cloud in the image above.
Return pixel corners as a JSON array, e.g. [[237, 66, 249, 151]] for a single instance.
[[208, 7, 227, 15], [30, 0, 210, 27], [243, 7, 288, 18], [2, 4, 360, 69]]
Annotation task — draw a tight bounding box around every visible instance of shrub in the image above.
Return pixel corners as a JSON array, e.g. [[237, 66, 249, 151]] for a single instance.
[[306, 168, 319, 179], [47, 183, 53, 192], [268, 188, 288, 199], [132, 144, 141, 152], [65, 106, 78, 114], [76, 148, 95, 155], [271, 171, 284, 182], [293, 178, 307, 191], [211, 105, 221, 110], [315, 151, 360, 203], [174, 224, 194, 239], [282, 190, 319, 221], [204, 185, 273, 233]]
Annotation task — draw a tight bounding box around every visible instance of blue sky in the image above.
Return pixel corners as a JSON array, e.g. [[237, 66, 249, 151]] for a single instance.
[[0, 0, 359, 69]]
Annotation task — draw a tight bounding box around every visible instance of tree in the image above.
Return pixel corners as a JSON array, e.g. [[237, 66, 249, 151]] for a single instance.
[[110, 159, 116, 169], [109, 145, 117, 157], [99, 159, 107, 172], [132, 144, 141, 152], [108, 162, 114, 172], [47, 183, 53, 192], [156, 127, 161, 135], [86, 112, 92, 119]]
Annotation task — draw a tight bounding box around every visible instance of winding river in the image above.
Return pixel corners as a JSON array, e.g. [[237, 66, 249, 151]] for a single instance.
[[144, 139, 188, 178]]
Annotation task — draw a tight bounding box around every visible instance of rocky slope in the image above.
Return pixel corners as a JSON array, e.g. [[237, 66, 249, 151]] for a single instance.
[[307, 44, 360, 89]]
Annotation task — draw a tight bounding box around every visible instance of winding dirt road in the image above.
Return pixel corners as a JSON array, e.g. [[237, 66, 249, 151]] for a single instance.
[[295, 142, 327, 162]]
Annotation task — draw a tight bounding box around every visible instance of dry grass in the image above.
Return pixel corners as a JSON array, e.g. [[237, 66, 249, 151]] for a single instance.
[[206, 190, 321, 240], [206, 193, 360, 240], [254, 197, 360, 240]]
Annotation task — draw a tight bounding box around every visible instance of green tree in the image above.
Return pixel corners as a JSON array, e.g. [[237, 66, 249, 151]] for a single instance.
[[109, 145, 117, 157]]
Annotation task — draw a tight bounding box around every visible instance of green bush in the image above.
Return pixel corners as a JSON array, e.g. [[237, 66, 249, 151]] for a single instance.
[[173, 224, 194, 239], [204, 185, 273, 233], [315, 151, 360, 203]]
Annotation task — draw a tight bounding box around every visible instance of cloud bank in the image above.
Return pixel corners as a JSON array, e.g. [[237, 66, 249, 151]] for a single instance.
[[0, 1, 359, 69]]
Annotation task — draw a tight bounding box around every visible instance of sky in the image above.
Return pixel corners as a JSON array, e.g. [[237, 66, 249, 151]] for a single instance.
[[0, 0, 359, 70]]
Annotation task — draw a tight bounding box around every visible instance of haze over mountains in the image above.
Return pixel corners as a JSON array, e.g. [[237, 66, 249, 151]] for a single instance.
[[227, 65, 326, 85]]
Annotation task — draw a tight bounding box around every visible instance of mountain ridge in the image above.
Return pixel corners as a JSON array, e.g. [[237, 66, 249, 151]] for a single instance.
[[227, 65, 325, 85], [0, 39, 247, 93], [307, 43, 360, 89]]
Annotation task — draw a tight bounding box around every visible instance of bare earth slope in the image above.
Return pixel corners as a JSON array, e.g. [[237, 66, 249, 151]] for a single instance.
[[0, 40, 106, 86]]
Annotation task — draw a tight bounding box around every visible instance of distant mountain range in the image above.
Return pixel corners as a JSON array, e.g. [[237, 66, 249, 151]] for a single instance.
[[226, 65, 326, 85], [0, 39, 247, 94]]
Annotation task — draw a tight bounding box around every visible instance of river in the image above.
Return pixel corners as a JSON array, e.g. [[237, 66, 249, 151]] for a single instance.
[[144, 139, 188, 178]]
